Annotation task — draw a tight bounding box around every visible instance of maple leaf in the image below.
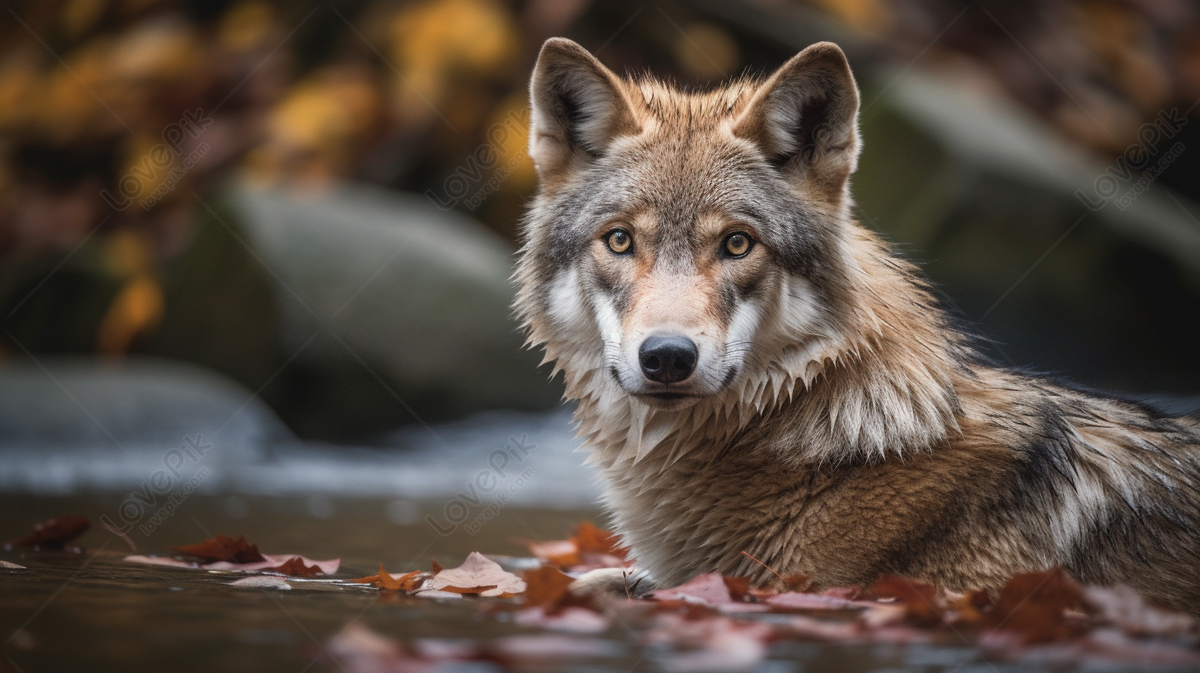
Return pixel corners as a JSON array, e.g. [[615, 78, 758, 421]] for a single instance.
[[868, 575, 948, 627], [521, 565, 575, 609], [573, 521, 628, 561], [516, 522, 630, 570], [346, 565, 425, 591], [172, 534, 265, 563], [983, 568, 1086, 644], [268, 556, 324, 578], [8, 515, 90, 549], [426, 552, 526, 597], [651, 573, 736, 606]]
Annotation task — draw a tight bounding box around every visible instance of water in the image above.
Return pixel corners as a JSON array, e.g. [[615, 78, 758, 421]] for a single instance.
[[2, 495, 969, 673], [1, 495, 604, 673]]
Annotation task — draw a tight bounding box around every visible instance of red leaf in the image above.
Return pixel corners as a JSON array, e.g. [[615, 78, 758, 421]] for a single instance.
[[722, 576, 752, 601], [268, 556, 323, 578], [515, 521, 630, 570], [868, 575, 947, 626], [573, 521, 628, 560], [651, 572, 735, 606], [984, 569, 1086, 644], [172, 534, 265, 563], [8, 515, 90, 549], [522, 565, 576, 609]]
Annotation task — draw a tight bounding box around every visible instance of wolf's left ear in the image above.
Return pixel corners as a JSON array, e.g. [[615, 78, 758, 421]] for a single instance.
[[528, 38, 641, 184], [732, 42, 860, 204]]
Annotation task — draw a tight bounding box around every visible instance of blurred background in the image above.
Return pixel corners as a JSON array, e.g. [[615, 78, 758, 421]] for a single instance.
[[1, 0, 1199, 483]]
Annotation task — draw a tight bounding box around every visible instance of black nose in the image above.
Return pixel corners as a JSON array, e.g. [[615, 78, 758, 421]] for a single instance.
[[639, 336, 698, 384]]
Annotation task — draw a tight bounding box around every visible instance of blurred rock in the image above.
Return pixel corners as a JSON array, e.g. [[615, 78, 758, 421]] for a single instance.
[[227, 179, 561, 441], [0, 356, 287, 493], [852, 70, 1200, 394]]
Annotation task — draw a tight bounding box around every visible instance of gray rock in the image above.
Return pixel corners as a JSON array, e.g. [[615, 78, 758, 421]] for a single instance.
[[226, 180, 561, 439], [0, 356, 288, 492]]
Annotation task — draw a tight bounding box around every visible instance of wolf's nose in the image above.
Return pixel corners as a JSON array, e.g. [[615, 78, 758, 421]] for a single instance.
[[639, 336, 698, 384]]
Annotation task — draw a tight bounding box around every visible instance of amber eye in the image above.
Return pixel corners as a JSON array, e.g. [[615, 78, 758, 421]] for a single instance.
[[723, 232, 753, 257], [606, 229, 633, 254]]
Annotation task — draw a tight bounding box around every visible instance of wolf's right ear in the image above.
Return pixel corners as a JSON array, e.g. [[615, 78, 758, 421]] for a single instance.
[[528, 38, 641, 184], [732, 42, 860, 205]]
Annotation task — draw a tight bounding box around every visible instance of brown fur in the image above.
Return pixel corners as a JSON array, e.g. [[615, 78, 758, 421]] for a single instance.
[[515, 38, 1200, 611]]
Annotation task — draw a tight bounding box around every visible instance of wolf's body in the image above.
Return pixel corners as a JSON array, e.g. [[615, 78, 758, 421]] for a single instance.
[[515, 38, 1200, 610]]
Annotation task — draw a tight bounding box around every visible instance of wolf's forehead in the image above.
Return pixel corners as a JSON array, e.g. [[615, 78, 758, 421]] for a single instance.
[[633, 78, 760, 122], [611, 134, 770, 222]]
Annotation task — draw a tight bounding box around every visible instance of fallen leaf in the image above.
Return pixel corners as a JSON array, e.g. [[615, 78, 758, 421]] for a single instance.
[[8, 515, 90, 549], [125, 552, 339, 575], [574, 521, 628, 560], [722, 576, 751, 601], [651, 572, 735, 606], [984, 569, 1085, 644], [522, 565, 575, 609], [173, 534, 264, 563], [205, 554, 340, 575], [347, 566, 429, 592], [426, 552, 525, 597], [516, 522, 630, 570], [268, 556, 323, 578], [0, 560, 26, 569], [868, 575, 947, 627], [517, 538, 577, 566]]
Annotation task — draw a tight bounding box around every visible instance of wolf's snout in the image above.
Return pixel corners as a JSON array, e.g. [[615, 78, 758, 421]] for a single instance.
[[639, 336, 698, 384]]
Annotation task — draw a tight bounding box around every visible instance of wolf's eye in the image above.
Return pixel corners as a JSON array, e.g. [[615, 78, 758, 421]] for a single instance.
[[722, 232, 753, 257], [606, 229, 633, 254]]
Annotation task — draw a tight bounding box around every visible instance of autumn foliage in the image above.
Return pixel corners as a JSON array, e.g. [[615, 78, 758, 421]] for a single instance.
[[7, 515, 1199, 670], [6, 515, 91, 549]]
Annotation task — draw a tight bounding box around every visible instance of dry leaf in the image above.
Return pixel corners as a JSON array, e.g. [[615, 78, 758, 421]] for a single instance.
[[173, 534, 264, 563], [426, 551, 525, 597], [8, 516, 90, 549], [267, 556, 324, 578], [651, 572, 735, 606], [522, 565, 575, 609]]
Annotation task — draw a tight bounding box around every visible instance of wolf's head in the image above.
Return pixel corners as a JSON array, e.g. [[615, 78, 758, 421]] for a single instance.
[[516, 39, 961, 463]]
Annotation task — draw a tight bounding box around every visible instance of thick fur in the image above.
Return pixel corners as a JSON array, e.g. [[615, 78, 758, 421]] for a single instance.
[[515, 38, 1200, 611]]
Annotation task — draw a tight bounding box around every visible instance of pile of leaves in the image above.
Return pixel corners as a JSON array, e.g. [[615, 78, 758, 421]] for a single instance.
[[322, 523, 1200, 671], [6, 515, 1200, 670], [124, 533, 340, 578]]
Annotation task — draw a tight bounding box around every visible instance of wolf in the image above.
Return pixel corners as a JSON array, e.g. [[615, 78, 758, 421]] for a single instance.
[[514, 37, 1200, 610]]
